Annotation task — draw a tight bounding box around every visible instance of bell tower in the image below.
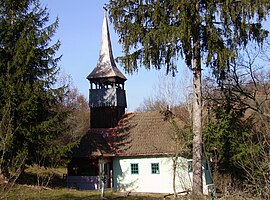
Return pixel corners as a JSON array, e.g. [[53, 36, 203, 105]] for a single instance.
[[87, 7, 127, 128]]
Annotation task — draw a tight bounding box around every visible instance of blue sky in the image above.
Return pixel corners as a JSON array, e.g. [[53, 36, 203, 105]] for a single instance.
[[40, 0, 184, 112], [39, 1, 269, 111]]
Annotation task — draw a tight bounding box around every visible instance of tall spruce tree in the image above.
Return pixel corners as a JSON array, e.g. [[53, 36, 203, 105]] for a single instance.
[[108, 0, 269, 195], [0, 0, 63, 178]]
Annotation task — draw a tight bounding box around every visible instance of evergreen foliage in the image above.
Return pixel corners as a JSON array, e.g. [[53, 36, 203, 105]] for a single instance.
[[108, 0, 269, 195], [203, 45, 270, 197], [108, 0, 269, 74], [0, 0, 66, 178], [203, 83, 270, 196], [204, 104, 251, 178]]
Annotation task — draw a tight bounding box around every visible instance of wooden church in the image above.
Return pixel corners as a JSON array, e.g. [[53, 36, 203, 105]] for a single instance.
[[66, 7, 214, 195]]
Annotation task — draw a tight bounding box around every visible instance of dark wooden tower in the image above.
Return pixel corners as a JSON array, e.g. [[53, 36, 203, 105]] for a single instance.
[[87, 9, 127, 128]]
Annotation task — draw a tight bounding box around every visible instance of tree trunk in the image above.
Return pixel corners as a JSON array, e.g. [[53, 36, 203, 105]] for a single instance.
[[173, 157, 178, 199], [192, 5, 203, 194], [0, 165, 10, 182], [192, 58, 203, 195]]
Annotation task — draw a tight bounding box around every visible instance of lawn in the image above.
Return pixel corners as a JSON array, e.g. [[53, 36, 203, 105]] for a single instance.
[[1, 185, 164, 200], [0, 165, 164, 199], [1, 185, 262, 200], [0, 165, 263, 200]]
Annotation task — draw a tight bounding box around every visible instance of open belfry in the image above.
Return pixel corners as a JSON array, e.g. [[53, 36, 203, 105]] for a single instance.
[[87, 7, 127, 128]]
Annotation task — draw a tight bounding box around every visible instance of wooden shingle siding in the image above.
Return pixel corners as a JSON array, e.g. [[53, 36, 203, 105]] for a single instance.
[[89, 88, 127, 108]]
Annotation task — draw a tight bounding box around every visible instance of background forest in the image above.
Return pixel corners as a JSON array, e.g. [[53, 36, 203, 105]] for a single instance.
[[0, 0, 89, 192]]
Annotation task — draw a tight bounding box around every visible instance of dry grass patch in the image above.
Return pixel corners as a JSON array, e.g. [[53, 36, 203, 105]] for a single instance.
[[0, 166, 264, 200], [1, 185, 164, 200]]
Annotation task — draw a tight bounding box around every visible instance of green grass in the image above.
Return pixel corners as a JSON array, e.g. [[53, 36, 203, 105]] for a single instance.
[[1, 165, 164, 199], [0, 165, 264, 200], [3, 185, 101, 199], [1, 184, 264, 200], [1, 185, 164, 200]]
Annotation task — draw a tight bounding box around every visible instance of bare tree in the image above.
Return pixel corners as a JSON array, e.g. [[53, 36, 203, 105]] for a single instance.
[[31, 74, 90, 189], [204, 41, 270, 198], [139, 69, 193, 198], [171, 117, 191, 198], [136, 68, 192, 112], [0, 102, 27, 197], [232, 43, 270, 198]]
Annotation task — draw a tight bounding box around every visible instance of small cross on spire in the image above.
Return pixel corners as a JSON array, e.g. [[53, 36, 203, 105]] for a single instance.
[[103, 4, 107, 12], [86, 3, 127, 82]]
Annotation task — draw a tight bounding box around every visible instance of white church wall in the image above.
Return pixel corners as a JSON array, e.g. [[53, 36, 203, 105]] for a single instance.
[[113, 156, 192, 194]]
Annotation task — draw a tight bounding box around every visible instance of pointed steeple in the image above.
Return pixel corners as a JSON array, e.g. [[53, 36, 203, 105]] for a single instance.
[[87, 6, 127, 129], [87, 6, 126, 81]]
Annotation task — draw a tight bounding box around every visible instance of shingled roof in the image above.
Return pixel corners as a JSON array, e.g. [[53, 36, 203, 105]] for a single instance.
[[72, 129, 114, 157], [72, 110, 189, 158]]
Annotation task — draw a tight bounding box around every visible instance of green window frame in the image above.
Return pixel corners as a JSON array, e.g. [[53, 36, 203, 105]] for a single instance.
[[130, 163, 139, 174], [151, 163, 160, 174]]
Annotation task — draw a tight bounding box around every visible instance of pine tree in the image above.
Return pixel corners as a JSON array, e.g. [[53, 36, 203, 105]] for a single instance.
[[204, 103, 250, 176], [0, 0, 64, 178], [108, 0, 269, 195]]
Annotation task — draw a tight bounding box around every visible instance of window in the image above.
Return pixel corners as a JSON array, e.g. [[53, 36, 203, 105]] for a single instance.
[[151, 163, 160, 174], [130, 163, 139, 174], [205, 161, 209, 170], [188, 160, 192, 173]]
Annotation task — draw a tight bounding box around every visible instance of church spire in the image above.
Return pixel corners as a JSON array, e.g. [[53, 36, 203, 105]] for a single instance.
[[98, 5, 114, 69], [87, 5, 126, 81], [87, 5, 127, 128]]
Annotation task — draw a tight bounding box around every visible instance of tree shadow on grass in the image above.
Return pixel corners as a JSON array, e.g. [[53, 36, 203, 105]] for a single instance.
[[17, 171, 66, 188], [48, 193, 100, 200], [42, 193, 162, 200], [52, 191, 164, 200]]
